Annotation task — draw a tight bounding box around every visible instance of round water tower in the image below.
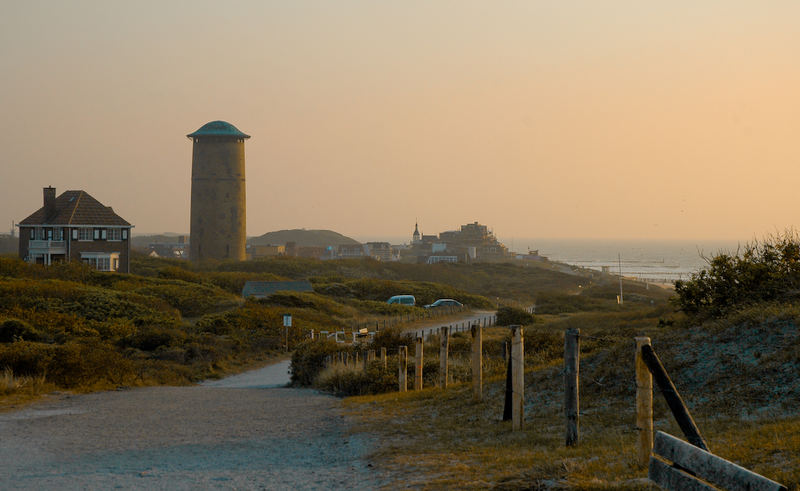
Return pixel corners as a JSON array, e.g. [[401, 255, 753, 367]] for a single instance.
[[187, 121, 249, 263]]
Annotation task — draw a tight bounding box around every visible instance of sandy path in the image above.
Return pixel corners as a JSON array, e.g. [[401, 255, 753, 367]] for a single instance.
[[0, 361, 386, 490], [409, 309, 496, 339]]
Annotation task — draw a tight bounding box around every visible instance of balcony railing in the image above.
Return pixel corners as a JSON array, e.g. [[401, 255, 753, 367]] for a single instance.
[[28, 240, 66, 249]]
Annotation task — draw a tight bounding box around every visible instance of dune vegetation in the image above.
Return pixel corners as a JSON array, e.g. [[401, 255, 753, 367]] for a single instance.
[[289, 235, 800, 489], [0, 251, 619, 408]]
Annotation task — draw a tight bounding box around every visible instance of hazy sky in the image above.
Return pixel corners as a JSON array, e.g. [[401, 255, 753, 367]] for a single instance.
[[2, 1, 798, 242]]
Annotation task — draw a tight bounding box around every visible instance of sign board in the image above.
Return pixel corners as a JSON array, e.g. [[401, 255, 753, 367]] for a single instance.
[[283, 314, 292, 327]]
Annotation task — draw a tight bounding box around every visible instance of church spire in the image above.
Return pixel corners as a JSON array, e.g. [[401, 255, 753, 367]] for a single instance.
[[412, 221, 421, 244]]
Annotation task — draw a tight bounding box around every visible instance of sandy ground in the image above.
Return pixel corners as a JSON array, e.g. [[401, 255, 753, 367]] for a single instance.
[[0, 361, 388, 490]]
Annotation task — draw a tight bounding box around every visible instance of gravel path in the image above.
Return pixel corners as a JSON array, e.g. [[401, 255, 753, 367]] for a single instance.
[[0, 361, 387, 490]]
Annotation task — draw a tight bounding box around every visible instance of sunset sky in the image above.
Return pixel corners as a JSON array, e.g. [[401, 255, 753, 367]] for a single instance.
[[1, 1, 798, 242]]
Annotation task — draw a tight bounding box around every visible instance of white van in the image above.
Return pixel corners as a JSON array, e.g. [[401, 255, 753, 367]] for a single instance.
[[387, 295, 416, 306]]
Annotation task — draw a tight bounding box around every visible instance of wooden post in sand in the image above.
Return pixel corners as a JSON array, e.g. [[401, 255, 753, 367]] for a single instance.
[[511, 325, 524, 431], [398, 346, 408, 392], [439, 326, 449, 388], [635, 337, 653, 466], [381, 347, 387, 370], [471, 324, 482, 401], [415, 337, 424, 390]]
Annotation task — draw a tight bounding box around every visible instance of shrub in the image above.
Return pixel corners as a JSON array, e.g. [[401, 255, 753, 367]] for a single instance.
[[0, 318, 43, 343], [119, 326, 185, 352], [674, 232, 800, 318], [370, 327, 414, 354], [495, 306, 534, 326], [290, 339, 342, 386], [314, 362, 397, 396]]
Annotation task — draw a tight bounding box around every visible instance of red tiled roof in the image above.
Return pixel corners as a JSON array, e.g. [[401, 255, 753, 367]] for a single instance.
[[19, 190, 131, 227]]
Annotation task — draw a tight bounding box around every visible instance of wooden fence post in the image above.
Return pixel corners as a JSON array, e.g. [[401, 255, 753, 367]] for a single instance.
[[415, 337, 424, 390], [398, 346, 408, 392], [368, 349, 375, 363], [345, 352, 352, 368], [511, 325, 524, 431], [439, 326, 449, 388], [640, 344, 709, 451], [503, 351, 512, 421], [381, 347, 387, 370], [565, 328, 580, 446], [636, 336, 654, 467], [471, 324, 482, 401]]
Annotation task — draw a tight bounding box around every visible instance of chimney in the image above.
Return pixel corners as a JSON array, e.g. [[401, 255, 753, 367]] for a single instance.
[[43, 187, 56, 218]]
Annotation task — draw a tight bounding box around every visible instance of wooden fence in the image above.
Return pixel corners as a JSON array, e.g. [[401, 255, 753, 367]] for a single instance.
[[321, 321, 787, 489]]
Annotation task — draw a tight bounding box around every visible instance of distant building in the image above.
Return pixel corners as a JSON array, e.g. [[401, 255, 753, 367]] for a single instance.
[[296, 246, 326, 259], [403, 220, 509, 263], [427, 255, 459, 264], [17, 187, 133, 272], [147, 236, 187, 259], [365, 242, 392, 261], [248, 244, 285, 259], [337, 244, 366, 258]]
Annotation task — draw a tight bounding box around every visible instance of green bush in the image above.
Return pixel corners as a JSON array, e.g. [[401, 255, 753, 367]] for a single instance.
[[495, 306, 534, 326], [369, 327, 414, 354], [119, 326, 186, 352], [0, 319, 43, 343], [290, 339, 342, 386], [674, 233, 800, 318]]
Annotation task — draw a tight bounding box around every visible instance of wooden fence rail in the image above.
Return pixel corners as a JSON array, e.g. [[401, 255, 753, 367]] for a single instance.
[[649, 431, 787, 491], [640, 344, 708, 451]]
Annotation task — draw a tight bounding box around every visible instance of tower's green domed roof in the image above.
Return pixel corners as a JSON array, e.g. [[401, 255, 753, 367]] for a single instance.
[[187, 121, 250, 139]]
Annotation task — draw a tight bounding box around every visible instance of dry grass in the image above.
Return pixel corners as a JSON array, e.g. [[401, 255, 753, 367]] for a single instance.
[[0, 368, 53, 411], [342, 316, 800, 490]]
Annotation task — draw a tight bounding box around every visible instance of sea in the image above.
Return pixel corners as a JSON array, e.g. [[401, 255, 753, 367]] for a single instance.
[[508, 238, 745, 283]]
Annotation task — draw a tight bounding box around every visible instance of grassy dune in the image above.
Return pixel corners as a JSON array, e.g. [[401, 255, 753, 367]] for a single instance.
[[341, 307, 799, 489]]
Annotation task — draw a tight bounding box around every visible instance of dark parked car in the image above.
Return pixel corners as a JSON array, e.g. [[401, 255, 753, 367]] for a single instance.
[[424, 299, 463, 308]]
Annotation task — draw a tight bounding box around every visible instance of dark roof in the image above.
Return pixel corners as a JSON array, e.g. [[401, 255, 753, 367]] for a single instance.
[[187, 121, 250, 139], [19, 190, 132, 227], [242, 280, 313, 299]]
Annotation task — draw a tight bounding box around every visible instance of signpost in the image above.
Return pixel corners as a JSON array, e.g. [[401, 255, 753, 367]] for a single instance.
[[283, 314, 292, 351]]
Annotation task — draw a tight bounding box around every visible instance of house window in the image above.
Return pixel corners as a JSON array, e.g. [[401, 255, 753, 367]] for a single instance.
[[47, 229, 53, 240], [53, 228, 63, 241], [72, 229, 78, 240], [122, 229, 128, 240], [78, 228, 93, 241], [80, 252, 120, 272], [36, 228, 46, 240], [101, 229, 107, 240], [93, 229, 100, 240], [108, 228, 121, 241], [30, 228, 35, 240]]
